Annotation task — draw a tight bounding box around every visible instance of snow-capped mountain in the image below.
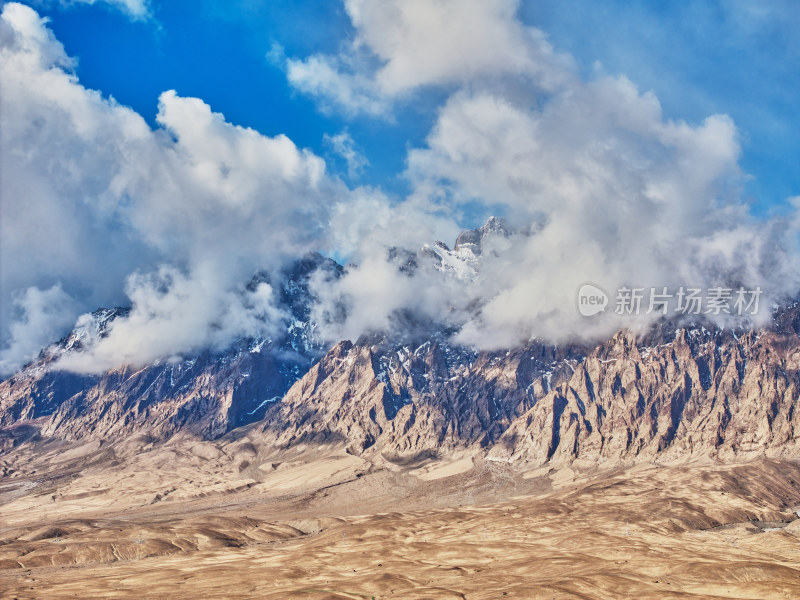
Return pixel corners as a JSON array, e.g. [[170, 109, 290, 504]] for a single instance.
[[420, 215, 512, 278], [0, 253, 341, 441], [2, 219, 800, 468]]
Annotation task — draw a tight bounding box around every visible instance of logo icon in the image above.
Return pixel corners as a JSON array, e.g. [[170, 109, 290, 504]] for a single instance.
[[578, 283, 608, 317]]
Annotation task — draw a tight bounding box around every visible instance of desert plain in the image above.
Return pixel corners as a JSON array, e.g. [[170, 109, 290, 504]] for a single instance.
[[1, 427, 800, 599]]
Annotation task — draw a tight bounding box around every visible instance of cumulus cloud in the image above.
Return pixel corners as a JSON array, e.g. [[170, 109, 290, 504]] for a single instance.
[[318, 76, 800, 348], [285, 0, 573, 116], [138, 89, 331, 267], [0, 285, 77, 374], [57, 266, 286, 373], [0, 2, 153, 352], [0, 3, 343, 375], [409, 79, 800, 347], [302, 3, 800, 349], [313, 184, 470, 343]]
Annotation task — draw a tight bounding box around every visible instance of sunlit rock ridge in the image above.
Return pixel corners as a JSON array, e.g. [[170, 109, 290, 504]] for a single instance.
[[2, 220, 799, 467]]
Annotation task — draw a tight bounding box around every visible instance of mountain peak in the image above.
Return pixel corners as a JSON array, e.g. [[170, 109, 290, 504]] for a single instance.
[[453, 216, 511, 255]]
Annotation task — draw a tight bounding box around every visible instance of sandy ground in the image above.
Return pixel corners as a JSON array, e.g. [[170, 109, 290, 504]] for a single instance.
[[1, 435, 800, 599]]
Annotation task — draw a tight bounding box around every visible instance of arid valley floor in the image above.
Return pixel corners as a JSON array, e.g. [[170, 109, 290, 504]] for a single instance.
[[2, 429, 800, 599]]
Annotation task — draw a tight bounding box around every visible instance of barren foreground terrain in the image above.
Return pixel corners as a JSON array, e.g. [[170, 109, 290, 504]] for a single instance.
[[2, 433, 800, 599]]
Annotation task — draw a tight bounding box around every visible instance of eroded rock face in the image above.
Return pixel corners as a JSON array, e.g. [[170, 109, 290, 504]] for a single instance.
[[492, 327, 800, 466], [254, 316, 800, 466], [0, 329, 310, 443], [36, 349, 301, 441], [257, 337, 558, 456], [2, 230, 800, 467], [4, 303, 800, 467], [4, 306, 800, 466]]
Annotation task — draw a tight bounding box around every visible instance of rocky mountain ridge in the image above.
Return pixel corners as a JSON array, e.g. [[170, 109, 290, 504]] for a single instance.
[[0, 253, 341, 441], [247, 314, 800, 467], [2, 221, 800, 468]]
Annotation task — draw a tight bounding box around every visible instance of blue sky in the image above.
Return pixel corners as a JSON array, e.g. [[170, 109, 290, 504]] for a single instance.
[[27, 0, 799, 213], [524, 0, 800, 215], [29, 0, 432, 196]]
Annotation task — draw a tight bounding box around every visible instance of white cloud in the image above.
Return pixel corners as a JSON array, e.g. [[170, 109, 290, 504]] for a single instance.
[[135, 89, 331, 267], [283, 0, 800, 349], [0, 284, 77, 374], [0, 3, 345, 375], [0, 2, 155, 350], [55, 0, 151, 20], [344, 0, 568, 94], [286, 0, 573, 116], [286, 55, 388, 117], [324, 130, 368, 179], [57, 267, 286, 373], [406, 79, 799, 346], [3, 1, 799, 378], [314, 60, 800, 348]]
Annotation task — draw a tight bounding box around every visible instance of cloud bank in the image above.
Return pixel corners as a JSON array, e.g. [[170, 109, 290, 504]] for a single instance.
[[0, 3, 341, 374], [294, 0, 800, 348], [1, 1, 799, 376]]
